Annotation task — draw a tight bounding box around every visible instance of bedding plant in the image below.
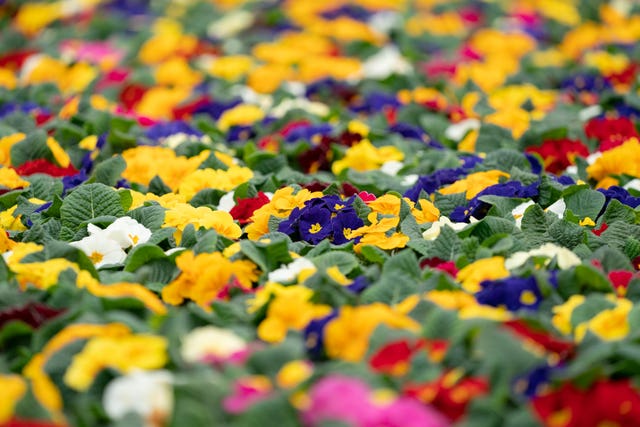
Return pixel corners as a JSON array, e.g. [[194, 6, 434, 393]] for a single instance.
[[1, 0, 640, 426]]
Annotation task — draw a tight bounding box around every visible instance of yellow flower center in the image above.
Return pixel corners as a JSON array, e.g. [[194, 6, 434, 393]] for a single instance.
[[89, 251, 104, 264], [519, 290, 537, 305], [309, 223, 322, 234], [129, 234, 139, 245]]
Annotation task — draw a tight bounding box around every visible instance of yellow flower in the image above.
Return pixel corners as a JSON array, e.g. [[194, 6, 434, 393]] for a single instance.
[[42, 323, 132, 357], [425, 290, 510, 321], [163, 203, 242, 241], [487, 84, 556, 114], [574, 298, 632, 342], [162, 251, 258, 309], [439, 170, 509, 200], [23, 354, 65, 424], [0, 167, 30, 189], [559, 23, 602, 59], [469, 29, 536, 59], [64, 334, 168, 391], [256, 284, 332, 343], [535, 0, 581, 26], [218, 104, 266, 132], [277, 360, 313, 389], [46, 137, 71, 168], [122, 146, 209, 190], [0, 206, 27, 232], [456, 256, 509, 293], [484, 108, 532, 139], [208, 55, 253, 80], [551, 295, 586, 335], [583, 50, 630, 76], [0, 374, 27, 423], [587, 138, 640, 187], [247, 64, 296, 93], [298, 56, 362, 84], [11, 258, 79, 290], [128, 190, 187, 210], [413, 199, 440, 224], [406, 12, 467, 37], [0, 133, 25, 166], [178, 166, 253, 200], [76, 270, 168, 315], [155, 56, 202, 87], [134, 86, 191, 120], [332, 139, 404, 175], [324, 303, 420, 362], [138, 19, 198, 64], [0, 68, 17, 90], [2, 242, 42, 264], [14, 3, 63, 35]]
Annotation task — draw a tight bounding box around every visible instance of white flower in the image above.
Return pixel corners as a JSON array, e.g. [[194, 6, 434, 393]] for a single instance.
[[368, 11, 401, 35], [103, 370, 173, 427], [362, 45, 411, 80], [207, 10, 254, 39], [545, 199, 566, 218], [217, 191, 236, 212], [270, 98, 329, 118], [231, 85, 273, 110], [444, 119, 481, 141], [505, 243, 582, 270], [422, 216, 473, 240], [181, 326, 247, 363], [624, 179, 640, 191], [380, 160, 404, 176], [89, 217, 152, 249], [267, 257, 316, 283], [511, 200, 536, 228], [401, 174, 419, 186], [578, 105, 603, 122], [70, 234, 127, 268]]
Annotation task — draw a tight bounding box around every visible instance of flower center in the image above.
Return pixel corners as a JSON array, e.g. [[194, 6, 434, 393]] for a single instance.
[[89, 251, 104, 264], [308, 223, 322, 234], [129, 234, 139, 245]]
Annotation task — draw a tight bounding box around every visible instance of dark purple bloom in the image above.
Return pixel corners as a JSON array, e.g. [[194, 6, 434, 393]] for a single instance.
[[284, 124, 333, 143], [561, 74, 611, 93], [145, 120, 203, 141], [514, 364, 561, 399], [451, 180, 540, 222], [554, 175, 575, 186], [320, 5, 371, 21], [304, 310, 339, 360], [404, 168, 468, 201], [299, 207, 332, 244], [598, 186, 640, 209], [346, 276, 369, 293], [476, 276, 542, 311], [193, 98, 243, 119], [331, 209, 363, 245], [525, 153, 543, 175], [351, 92, 402, 114]]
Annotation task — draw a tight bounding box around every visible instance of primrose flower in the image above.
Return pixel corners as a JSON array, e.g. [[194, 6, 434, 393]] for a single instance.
[[267, 257, 316, 284], [423, 216, 474, 240], [181, 326, 248, 364], [103, 370, 173, 427], [0, 374, 27, 423], [456, 257, 510, 293], [70, 233, 127, 268], [505, 243, 581, 270], [511, 200, 536, 228], [87, 217, 151, 249]]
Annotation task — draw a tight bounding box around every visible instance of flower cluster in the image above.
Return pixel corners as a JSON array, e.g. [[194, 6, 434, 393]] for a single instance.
[[1, 0, 640, 426]]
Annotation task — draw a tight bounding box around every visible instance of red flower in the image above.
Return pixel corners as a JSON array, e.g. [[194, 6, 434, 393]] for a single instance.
[[605, 63, 638, 87], [119, 83, 148, 110], [591, 222, 608, 236], [230, 192, 271, 225], [370, 339, 426, 376], [172, 96, 211, 120], [503, 320, 574, 359], [3, 419, 65, 427], [525, 138, 589, 174], [420, 258, 458, 277], [585, 117, 640, 152], [532, 380, 640, 427], [404, 371, 489, 422], [0, 302, 65, 329], [608, 270, 634, 297], [0, 49, 38, 70], [357, 191, 376, 203], [13, 159, 78, 177]]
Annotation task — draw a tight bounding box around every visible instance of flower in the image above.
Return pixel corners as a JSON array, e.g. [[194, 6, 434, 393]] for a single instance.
[[87, 217, 151, 249], [267, 257, 316, 284], [70, 233, 127, 268], [229, 192, 271, 224], [163, 204, 242, 242], [64, 334, 168, 391], [505, 243, 582, 270], [162, 251, 258, 309], [475, 276, 543, 311], [0, 375, 27, 424], [223, 376, 273, 414], [102, 370, 173, 427], [456, 257, 510, 293], [332, 139, 404, 175], [180, 326, 247, 364]]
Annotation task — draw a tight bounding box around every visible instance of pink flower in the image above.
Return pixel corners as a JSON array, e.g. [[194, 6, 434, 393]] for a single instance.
[[223, 376, 273, 414], [60, 40, 124, 66], [376, 397, 450, 427], [302, 376, 378, 427]]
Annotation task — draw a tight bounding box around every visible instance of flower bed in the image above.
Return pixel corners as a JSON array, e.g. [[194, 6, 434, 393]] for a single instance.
[[1, 0, 640, 426]]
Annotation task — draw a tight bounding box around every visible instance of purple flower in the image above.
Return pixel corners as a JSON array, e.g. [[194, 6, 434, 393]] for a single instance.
[[299, 207, 332, 244], [331, 209, 363, 245], [284, 123, 333, 143], [351, 92, 402, 114], [561, 74, 611, 93], [145, 120, 202, 141], [404, 168, 468, 201], [304, 311, 338, 360], [475, 276, 542, 311], [598, 186, 640, 209], [193, 98, 242, 119], [320, 5, 372, 21]]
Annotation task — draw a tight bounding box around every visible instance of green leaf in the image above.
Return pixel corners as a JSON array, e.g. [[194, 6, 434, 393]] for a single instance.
[[60, 183, 125, 234], [474, 124, 516, 153], [128, 203, 166, 231], [564, 188, 605, 220], [311, 251, 359, 275], [25, 174, 63, 201], [124, 244, 168, 272], [10, 130, 52, 166], [240, 234, 293, 273], [92, 155, 126, 186]]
